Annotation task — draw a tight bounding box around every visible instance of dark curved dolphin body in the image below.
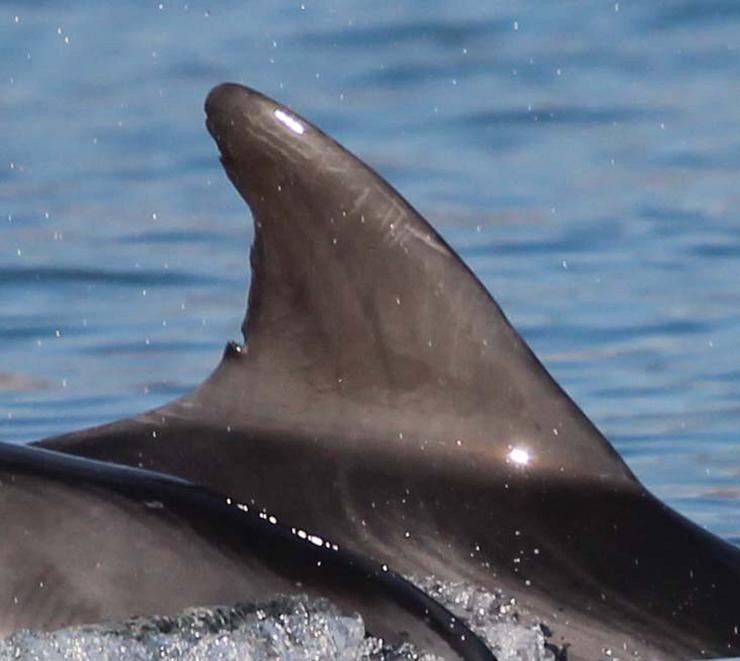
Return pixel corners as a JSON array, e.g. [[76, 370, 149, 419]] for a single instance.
[[0, 441, 491, 660], [35, 84, 740, 659]]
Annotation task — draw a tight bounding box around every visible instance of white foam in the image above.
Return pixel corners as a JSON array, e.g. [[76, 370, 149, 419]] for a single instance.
[[0, 595, 440, 661]]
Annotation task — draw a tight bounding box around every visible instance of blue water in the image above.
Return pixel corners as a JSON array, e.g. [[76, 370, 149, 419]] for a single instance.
[[1, 2, 738, 545]]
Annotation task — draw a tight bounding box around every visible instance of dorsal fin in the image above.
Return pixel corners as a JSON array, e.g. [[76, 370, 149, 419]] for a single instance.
[[199, 83, 634, 483], [206, 83, 505, 394]]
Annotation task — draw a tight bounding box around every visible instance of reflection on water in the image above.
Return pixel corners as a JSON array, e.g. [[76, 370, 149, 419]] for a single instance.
[[1, 2, 738, 543]]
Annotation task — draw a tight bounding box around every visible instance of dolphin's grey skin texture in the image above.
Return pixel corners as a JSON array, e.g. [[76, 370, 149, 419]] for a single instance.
[[37, 84, 740, 659], [0, 442, 492, 660]]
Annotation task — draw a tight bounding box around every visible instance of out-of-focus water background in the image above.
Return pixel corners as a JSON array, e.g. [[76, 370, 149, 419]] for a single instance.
[[1, 2, 738, 544]]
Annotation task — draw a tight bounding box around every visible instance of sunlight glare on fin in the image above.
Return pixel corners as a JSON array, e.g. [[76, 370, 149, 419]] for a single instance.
[[274, 108, 305, 135], [507, 447, 531, 467]]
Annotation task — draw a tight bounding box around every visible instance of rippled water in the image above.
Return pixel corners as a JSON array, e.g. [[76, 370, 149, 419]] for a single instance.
[[1, 1, 739, 547]]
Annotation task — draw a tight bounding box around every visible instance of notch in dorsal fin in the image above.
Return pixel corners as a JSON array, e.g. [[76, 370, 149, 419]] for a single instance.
[[202, 83, 634, 482]]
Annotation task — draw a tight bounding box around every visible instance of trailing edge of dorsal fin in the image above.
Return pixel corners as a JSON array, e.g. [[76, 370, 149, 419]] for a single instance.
[[200, 83, 635, 483]]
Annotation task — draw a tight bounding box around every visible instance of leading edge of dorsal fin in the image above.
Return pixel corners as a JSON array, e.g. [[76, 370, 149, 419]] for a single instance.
[[198, 83, 635, 483]]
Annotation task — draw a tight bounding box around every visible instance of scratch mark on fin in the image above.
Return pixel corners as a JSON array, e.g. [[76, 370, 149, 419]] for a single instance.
[[350, 188, 371, 215], [400, 224, 451, 257]]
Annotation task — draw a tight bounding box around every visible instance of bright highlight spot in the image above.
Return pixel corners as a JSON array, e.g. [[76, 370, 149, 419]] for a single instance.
[[508, 447, 530, 466], [274, 108, 304, 134]]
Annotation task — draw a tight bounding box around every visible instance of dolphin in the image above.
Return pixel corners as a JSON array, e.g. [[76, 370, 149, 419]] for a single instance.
[[0, 441, 492, 660], [34, 83, 740, 659]]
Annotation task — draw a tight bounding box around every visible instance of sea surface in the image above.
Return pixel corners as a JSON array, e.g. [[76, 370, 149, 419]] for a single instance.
[[1, 1, 738, 552]]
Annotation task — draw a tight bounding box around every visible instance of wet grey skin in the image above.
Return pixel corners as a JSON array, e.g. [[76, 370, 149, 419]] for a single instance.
[[35, 83, 740, 659], [0, 442, 492, 660]]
